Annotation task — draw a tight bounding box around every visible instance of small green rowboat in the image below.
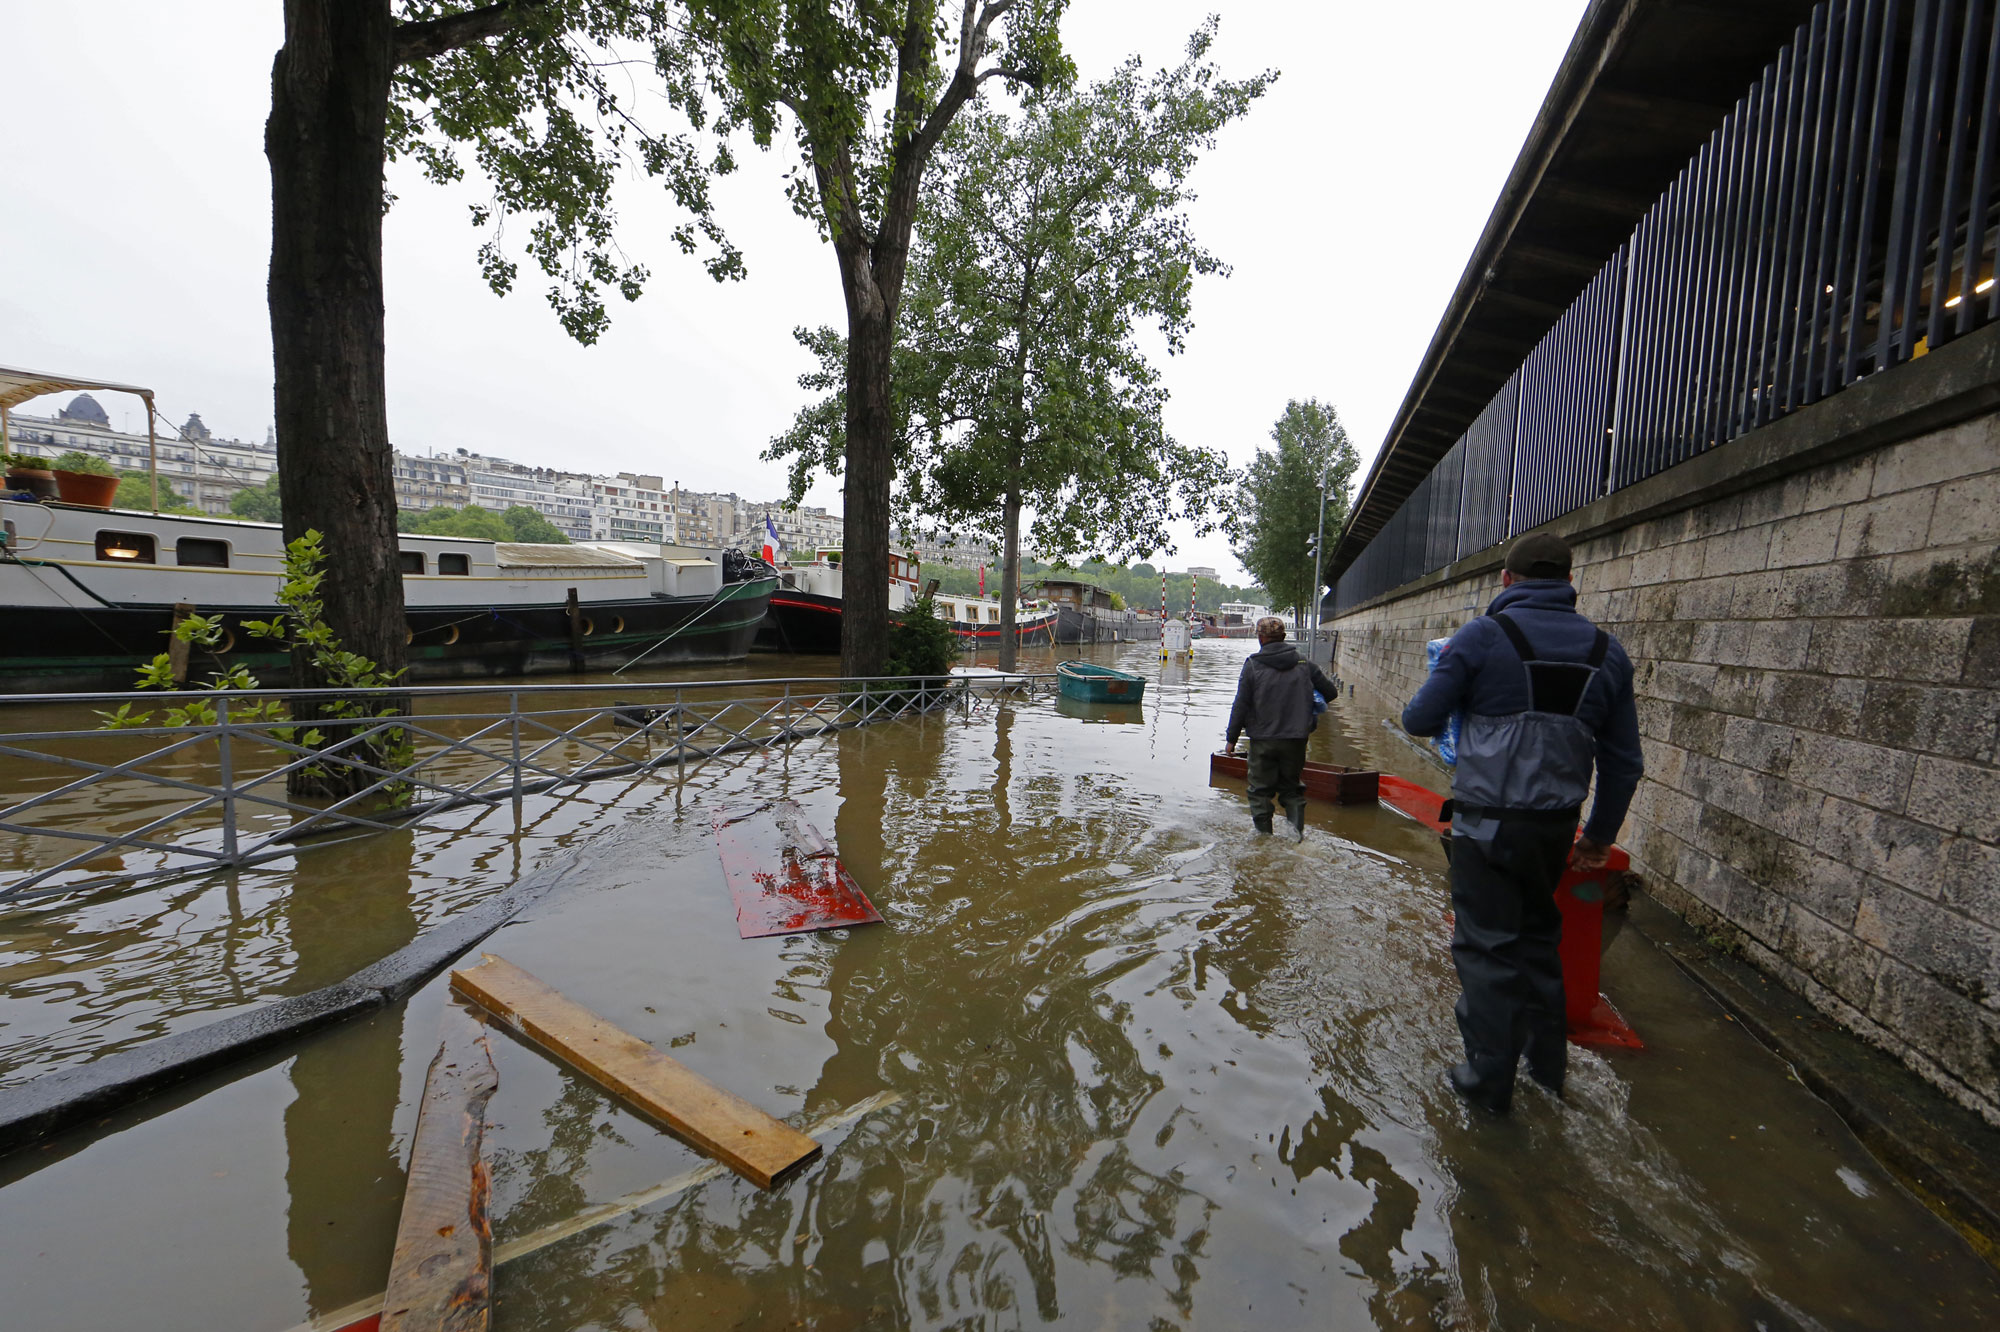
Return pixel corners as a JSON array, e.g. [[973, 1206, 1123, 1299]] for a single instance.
[[1056, 660, 1146, 703]]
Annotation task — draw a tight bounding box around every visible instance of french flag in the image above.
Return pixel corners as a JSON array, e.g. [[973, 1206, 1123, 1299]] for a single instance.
[[761, 514, 781, 565]]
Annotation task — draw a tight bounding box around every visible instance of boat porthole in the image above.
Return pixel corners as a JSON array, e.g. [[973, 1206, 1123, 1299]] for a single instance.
[[216, 627, 235, 654], [406, 628, 414, 645], [612, 616, 625, 634], [445, 624, 460, 645], [582, 617, 595, 636]]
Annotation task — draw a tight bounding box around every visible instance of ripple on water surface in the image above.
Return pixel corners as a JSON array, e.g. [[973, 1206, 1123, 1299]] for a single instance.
[[0, 642, 1995, 1330]]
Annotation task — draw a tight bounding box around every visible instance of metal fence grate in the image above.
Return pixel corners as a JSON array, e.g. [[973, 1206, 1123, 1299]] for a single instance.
[[0, 673, 1056, 907], [1335, 0, 2000, 612]]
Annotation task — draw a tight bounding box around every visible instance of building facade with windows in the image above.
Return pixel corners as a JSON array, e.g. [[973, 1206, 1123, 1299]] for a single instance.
[[453, 449, 593, 541], [392, 451, 470, 513], [1, 394, 275, 515]]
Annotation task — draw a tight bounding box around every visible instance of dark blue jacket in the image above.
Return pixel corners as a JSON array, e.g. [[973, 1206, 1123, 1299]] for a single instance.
[[1402, 579, 1642, 845]]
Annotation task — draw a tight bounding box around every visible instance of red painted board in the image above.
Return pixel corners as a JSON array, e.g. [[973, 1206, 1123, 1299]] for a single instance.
[[1376, 773, 1643, 1050], [713, 800, 885, 939], [1207, 751, 1380, 804]]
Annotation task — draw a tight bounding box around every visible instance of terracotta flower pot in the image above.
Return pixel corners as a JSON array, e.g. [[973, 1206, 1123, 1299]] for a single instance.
[[4, 466, 58, 500], [54, 469, 120, 509]]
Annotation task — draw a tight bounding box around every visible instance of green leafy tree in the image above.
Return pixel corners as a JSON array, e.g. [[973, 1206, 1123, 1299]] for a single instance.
[[501, 506, 571, 543], [678, 0, 1070, 676], [884, 595, 960, 677], [1228, 399, 1359, 620], [99, 531, 413, 802], [231, 473, 284, 523], [115, 472, 201, 514], [266, 0, 739, 721], [397, 503, 570, 542], [920, 555, 1265, 614], [770, 21, 1265, 668]]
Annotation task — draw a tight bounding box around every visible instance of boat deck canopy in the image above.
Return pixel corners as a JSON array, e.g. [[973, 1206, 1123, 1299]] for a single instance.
[[494, 542, 642, 570], [0, 366, 155, 411]]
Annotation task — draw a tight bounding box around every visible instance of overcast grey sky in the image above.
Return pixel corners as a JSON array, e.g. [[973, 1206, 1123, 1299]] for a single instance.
[[1, 1, 1588, 583]]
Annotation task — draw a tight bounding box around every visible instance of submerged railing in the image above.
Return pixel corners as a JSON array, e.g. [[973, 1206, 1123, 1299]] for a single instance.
[[0, 672, 1056, 906]]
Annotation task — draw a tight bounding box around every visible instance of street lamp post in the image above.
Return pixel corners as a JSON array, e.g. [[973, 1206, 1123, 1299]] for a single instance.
[[1307, 460, 1331, 665]]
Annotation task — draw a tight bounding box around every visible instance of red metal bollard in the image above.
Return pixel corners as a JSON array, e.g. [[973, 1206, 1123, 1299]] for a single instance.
[[1377, 774, 1643, 1050]]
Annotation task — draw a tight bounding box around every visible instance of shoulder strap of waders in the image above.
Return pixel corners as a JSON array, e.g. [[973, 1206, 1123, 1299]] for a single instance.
[[1491, 610, 1608, 667]]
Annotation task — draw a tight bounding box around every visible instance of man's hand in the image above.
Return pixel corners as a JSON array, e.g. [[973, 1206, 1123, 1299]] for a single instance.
[[1570, 836, 1610, 873]]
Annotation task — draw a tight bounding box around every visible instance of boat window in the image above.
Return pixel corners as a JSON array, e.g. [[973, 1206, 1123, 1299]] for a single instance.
[[438, 552, 470, 575], [987, 607, 1000, 622], [399, 551, 425, 575], [96, 531, 156, 563], [175, 537, 230, 568]]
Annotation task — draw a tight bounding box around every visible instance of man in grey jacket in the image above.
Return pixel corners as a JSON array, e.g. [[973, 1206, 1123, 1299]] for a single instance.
[[1226, 617, 1342, 837]]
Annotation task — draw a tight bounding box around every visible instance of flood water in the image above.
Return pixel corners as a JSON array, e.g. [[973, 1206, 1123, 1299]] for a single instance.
[[2, 640, 1996, 1329]]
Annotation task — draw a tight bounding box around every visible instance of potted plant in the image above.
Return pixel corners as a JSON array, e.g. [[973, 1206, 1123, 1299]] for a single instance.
[[3, 452, 59, 500], [50, 451, 120, 509]]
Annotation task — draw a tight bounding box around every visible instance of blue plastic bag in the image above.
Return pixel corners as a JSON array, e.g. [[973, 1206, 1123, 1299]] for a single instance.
[[1425, 638, 1461, 767]]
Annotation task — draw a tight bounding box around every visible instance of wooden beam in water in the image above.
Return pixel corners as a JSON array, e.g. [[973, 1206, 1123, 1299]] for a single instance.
[[380, 1007, 498, 1332], [450, 954, 821, 1189]]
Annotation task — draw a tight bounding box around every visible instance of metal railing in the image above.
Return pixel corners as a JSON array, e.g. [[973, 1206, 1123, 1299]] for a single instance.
[[1335, 0, 2000, 610], [0, 672, 1057, 906]]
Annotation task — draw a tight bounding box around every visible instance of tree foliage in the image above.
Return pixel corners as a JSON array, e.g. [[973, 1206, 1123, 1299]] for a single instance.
[[114, 471, 200, 514], [1228, 399, 1360, 616], [387, 0, 744, 343], [397, 503, 571, 542], [883, 595, 960, 677], [672, 0, 1072, 675], [767, 19, 1267, 665], [230, 473, 285, 523], [923, 556, 1266, 614]]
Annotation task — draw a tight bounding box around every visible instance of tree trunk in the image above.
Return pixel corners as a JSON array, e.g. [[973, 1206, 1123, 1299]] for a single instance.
[[267, 0, 407, 793], [840, 301, 896, 678], [998, 488, 1021, 672]]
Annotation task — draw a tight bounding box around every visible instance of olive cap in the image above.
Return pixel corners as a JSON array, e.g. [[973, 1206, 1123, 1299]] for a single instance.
[[1504, 532, 1574, 579]]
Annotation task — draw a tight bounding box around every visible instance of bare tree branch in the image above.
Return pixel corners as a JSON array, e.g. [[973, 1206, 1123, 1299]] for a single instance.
[[394, 1, 538, 67]]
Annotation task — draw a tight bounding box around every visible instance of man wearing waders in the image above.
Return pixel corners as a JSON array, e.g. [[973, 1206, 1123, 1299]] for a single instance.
[[1226, 617, 1342, 838], [1402, 533, 1642, 1113]]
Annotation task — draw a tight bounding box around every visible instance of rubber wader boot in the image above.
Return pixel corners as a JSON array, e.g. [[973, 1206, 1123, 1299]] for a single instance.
[[1287, 799, 1307, 840], [1253, 814, 1273, 835], [1449, 1062, 1510, 1115]]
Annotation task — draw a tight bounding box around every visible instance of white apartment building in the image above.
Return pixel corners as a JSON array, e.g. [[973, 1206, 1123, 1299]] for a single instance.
[[1, 393, 275, 515], [590, 472, 675, 543], [453, 449, 593, 541]]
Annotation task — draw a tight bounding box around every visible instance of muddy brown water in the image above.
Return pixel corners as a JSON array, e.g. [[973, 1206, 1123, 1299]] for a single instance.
[[1, 641, 1996, 1329]]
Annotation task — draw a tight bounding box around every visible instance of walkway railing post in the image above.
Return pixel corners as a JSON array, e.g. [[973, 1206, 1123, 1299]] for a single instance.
[[215, 696, 238, 866], [509, 691, 522, 823], [676, 687, 686, 785]]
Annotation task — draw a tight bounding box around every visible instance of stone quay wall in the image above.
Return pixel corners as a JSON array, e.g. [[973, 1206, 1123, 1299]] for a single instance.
[[1329, 325, 2000, 1123]]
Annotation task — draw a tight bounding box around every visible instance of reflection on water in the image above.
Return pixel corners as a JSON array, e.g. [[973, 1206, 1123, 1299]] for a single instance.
[[1, 641, 1997, 1330]]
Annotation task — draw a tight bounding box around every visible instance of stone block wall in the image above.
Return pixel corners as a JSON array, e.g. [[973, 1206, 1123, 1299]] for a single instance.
[[1330, 409, 2000, 1123]]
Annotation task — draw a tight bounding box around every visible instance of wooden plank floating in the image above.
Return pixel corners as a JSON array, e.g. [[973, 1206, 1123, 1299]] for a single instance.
[[1207, 751, 1382, 804], [713, 799, 884, 939], [450, 954, 821, 1189], [380, 1007, 498, 1332]]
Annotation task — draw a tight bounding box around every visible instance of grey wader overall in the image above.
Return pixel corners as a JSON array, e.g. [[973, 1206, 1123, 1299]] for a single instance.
[[1446, 612, 1609, 1112]]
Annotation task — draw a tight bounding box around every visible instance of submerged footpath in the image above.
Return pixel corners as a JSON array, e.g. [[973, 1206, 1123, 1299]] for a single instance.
[[1, 640, 1996, 1330]]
